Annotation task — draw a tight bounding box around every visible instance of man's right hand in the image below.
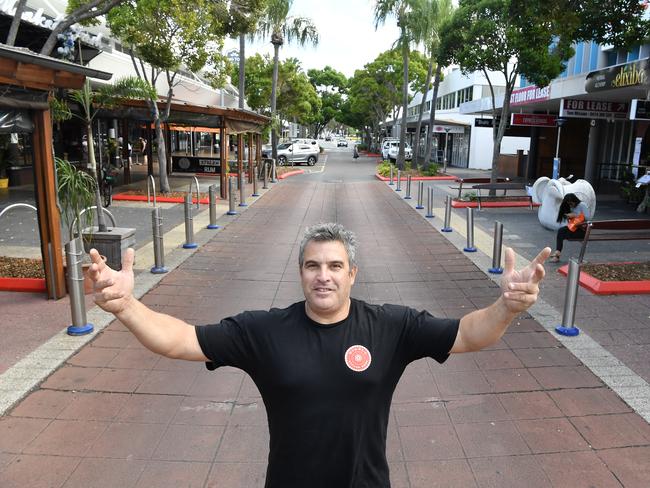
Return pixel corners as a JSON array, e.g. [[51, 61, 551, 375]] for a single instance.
[[88, 248, 135, 315]]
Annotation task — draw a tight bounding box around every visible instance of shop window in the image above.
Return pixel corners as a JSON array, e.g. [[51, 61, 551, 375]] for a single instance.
[[605, 50, 617, 67]]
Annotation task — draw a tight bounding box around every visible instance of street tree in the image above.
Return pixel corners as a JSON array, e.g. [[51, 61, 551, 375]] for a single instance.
[[108, 0, 235, 193], [411, 0, 455, 168], [6, 0, 125, 55], [256, 0, 318, 159], [445, 0, 650, 183], [375, 0, 429, 169], [307, 66, 348, 138], [67, 78, 155, 231]]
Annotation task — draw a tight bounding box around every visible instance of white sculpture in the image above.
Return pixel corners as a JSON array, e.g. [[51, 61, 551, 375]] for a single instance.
[[532, 176, 596, 230]]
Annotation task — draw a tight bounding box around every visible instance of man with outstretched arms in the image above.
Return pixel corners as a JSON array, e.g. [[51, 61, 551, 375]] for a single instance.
[[89, 222, 550, 488]]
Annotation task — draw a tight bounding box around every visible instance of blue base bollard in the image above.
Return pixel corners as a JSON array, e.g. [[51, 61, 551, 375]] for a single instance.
[[67, 323, 94, 336], [425, 213, 434, 218], [416, 204, 424, 209], [463, 246, 477, 252], [183, 243, 198, 249], [207, 224, 220, 229], [227, 210, 237, 215], [404, 196, 412, 200], [488, 267, 503, 274], [441, 227, 452, 232], [151, 265, 169, 274], [555, 325, 580, 336], [252, 192, 260, 197], [239, 202, 248, 207]]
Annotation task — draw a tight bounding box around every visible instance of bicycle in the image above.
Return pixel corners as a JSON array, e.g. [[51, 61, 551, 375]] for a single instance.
[[100, 166, 118, 207]]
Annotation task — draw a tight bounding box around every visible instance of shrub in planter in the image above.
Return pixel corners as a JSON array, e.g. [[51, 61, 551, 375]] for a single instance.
[[55, 157, 96, 240]]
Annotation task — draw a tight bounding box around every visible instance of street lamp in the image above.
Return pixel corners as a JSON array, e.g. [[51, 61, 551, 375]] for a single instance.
[[443, 127, 451, 173], [553, 117, 567, 179]]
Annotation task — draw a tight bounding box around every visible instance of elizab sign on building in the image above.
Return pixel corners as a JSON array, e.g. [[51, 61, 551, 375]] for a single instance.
[[585, 58, 649, 93], [559, 99, 629, 120]]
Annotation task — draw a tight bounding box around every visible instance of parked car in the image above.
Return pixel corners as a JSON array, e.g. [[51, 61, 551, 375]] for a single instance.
[[261, 142, 319, 166], [381, 138, 399, 159], [337, 139, 348, 147], [386, 140, 412, 161], [325, 135, 332, 141]]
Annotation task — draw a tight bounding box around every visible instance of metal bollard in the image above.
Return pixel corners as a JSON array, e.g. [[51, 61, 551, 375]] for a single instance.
[[66, 237, 93, 335], [227, 177, 237, 215], [271, 159, 277, 183], [488, 221, 504, 274], [183, 193, 198, 248], [239, 172, 247, 207], [441, 195, 452, 232], [151, 206, 168, 273], [426, 187, 434, 218], [389, 165, 394, 185], [207, 184, 220, 229], [263, 162, 269, 189], [464, 207, 477, 252], [396, 170, 402, 191], [404, 175, 412, 199], [555, 259, 581, 336], [416, 181, 424, 209], [252, 164, 260, 196]]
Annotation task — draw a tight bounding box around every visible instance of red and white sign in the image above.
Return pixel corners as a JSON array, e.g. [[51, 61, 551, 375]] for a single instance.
[[431, 125, 465, 134], [559, 98, 629, 120], [344, 345, 372, 372], [510, 113, 557, 127], [510, 86, 550, 106]]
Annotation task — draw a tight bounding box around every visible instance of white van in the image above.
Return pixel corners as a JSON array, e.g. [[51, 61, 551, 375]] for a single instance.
[[383, 140, 412, 161]]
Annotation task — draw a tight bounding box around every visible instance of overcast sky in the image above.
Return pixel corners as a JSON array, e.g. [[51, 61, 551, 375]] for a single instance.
[[223, 0, 401, 78]]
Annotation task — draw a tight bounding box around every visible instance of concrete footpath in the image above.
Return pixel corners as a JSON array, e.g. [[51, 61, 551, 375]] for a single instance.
[[1, 152, 649, 487]]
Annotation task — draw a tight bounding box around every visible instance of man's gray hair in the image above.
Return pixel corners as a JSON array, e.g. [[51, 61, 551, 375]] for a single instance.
[[299, 223, 358, 269]]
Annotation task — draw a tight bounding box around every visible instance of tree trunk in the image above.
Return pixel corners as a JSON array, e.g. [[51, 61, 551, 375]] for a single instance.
[[270, 42, 280, 161], [491, 91, 513, 184], [238, 33, 245, 110], [413, 58, 433, 166], [397, 37, 409, 171], [6, 0, 27, 46], [85, 123, 107, 232], [423, 64, 442, 166], [154, 117, 170, 193]]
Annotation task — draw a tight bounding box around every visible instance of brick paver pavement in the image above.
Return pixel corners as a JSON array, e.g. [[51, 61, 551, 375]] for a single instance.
[[1, 152, 649, 487]]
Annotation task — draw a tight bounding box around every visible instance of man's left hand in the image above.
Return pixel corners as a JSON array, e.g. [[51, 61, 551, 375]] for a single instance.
[[500, 247, 551, 314]]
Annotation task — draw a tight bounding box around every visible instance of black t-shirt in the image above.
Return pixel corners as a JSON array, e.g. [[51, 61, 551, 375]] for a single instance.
[[195, 298, 459, 488]]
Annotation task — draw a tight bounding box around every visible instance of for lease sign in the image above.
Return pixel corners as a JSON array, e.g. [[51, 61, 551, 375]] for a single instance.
[[559, 99, 629, 120]]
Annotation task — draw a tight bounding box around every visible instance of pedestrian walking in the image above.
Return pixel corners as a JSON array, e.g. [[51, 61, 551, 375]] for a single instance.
[[88, 222, 551, 488], [353, 144, 359, 159]]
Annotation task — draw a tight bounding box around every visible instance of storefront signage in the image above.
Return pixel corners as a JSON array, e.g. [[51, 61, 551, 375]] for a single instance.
[[0, 1, 103, 48], [630, 99, 650, 120], [431, 125, 465, 134], [172, 156, 221, 174], [510, 86, 550, 106], [510, 113, 557, 127], [585, 58, 649, 92], [559, 98, 629, 120]]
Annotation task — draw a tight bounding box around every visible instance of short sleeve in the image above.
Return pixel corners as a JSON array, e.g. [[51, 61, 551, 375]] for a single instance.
[[195, 312, 256, 372], [401, 308, 460, 364]]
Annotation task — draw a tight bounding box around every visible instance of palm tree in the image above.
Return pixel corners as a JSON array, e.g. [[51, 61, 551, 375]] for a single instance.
[[257, 0, 318, 160], [421, 0, 454, 169], [375, 0, 428, 170]]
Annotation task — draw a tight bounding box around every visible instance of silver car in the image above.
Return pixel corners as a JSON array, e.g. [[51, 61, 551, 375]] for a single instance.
[[262, 142, 319, 166]]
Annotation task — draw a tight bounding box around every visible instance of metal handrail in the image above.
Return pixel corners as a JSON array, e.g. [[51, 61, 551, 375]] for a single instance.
[[147, 175, 157, 207], [70, 206, 116, 241], [0, 202, 37, 220], [189, 176, 200, 209]]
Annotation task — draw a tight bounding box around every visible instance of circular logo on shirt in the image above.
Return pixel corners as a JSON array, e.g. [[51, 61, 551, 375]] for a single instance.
[[345, 345, 372, 372]]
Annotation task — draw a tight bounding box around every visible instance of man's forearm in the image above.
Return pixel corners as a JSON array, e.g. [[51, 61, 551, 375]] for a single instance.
[[453, 297, 518, 353], [115, 298, 198, 359]]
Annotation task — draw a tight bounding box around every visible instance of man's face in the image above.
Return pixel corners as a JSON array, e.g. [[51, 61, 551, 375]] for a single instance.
[[300, 240, 358, 321]]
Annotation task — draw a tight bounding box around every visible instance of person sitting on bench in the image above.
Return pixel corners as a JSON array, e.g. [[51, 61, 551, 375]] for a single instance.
[[549, 193, 590, 263]]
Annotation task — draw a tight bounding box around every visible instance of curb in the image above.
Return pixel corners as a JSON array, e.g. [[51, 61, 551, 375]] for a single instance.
[[558, 263, 650, 295], [0, 277, 47, 293], [374, 173, 457, 181], [113, 194, 210, 204], [278, 169, 305, 179]]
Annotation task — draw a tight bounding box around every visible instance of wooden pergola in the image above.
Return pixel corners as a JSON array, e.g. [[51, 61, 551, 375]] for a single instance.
[[107, 99, 270, 199], [0, 44, 112, 299]]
